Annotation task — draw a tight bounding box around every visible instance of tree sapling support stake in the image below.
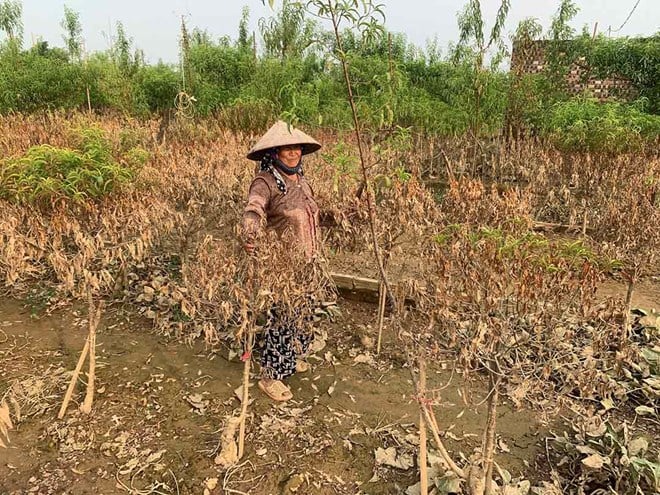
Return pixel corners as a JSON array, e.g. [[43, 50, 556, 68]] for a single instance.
[[80, 295, 102, 414], [238, 331, 254, 459], [418, 353, 429, 495], [58, 293, 102, 418]]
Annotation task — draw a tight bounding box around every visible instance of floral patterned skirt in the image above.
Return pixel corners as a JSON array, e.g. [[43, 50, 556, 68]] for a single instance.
[[258, 310, 313, 381]]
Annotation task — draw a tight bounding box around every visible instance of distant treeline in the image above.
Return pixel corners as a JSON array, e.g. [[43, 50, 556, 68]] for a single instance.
[[0, 0, 658, 151]]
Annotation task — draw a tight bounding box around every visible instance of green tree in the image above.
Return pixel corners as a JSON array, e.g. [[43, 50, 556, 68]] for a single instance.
[[0, 45, 88, 112], [237, 6, 252, 51], [0, 0, 22, 50], [188, 38, 256, 112], [505, 17, 543, 134], [61, 5, 83, 62], [545, 0, 579, 90], [549, 0, 578, 42], [112, 21, 136, 75], [179, 16, 193, 92], [136, 63, 179, 113], [258, 0, 318, 59], [454, 0, 511, 143]]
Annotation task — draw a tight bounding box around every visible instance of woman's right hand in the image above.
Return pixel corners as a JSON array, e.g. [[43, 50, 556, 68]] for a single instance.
[[244, 242, 255, 254]]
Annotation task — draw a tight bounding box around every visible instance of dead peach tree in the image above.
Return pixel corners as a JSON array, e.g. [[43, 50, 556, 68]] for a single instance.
[[587, 159, 659, 341], [0, 124, 177, 418], [397, 179, 617, 494], [182, 231, 335, 468]]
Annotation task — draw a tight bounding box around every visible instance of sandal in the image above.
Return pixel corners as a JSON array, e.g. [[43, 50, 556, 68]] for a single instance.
[[258, 379, 293, 402], [295, 359, 310, 373]]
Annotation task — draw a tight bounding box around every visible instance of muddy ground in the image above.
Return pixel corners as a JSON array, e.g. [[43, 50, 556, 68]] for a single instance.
[[0, 278, 657, 495]]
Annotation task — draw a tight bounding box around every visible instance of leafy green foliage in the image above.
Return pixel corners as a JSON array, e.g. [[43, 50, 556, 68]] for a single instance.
[[259, 0, 319, 58], [135, 63, 180, 113], [61, 5, 83, 61], [0, 0, 22, 45], [0, 0, 656, 149], [578, 33, 660, 113], [543, 98, 660, 153], [0, 43, 90, 112], [0, 127, 146, 206]]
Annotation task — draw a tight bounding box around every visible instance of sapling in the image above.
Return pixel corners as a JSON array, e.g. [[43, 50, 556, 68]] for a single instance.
[[398, 177, 609, 494], [303, 0, 397, 311]]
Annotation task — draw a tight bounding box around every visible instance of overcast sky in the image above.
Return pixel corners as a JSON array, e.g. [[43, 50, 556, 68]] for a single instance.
[[14, 0, 659, 64]]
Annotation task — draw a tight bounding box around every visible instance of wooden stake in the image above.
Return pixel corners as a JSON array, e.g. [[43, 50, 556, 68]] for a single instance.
[[418, 354, 428, 495], [237, 332, 253, 459], [80, 296, 102, 414], [376, 281, 386, 354], [236, 256, 258, 460], [86, 85, 92, 114], [57, 338, 90, 419], [483, 369, 500, 495]]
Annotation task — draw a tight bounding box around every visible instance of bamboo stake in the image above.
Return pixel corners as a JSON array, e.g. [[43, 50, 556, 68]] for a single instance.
[[86, 85, 92, 114], [418, 354, 428, 495], [81, 296, 102, 414], [237, 255, 258, 460]]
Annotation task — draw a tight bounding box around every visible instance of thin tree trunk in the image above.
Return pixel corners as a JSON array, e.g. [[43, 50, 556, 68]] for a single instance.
[[409, 366, 465, 479], [622, 271, 635, 343], [328, 3, 396, 310], [483, 369, 500, 495]]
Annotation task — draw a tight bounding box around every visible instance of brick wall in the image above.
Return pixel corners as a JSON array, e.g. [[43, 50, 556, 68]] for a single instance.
[[510, 40, 636, 102]]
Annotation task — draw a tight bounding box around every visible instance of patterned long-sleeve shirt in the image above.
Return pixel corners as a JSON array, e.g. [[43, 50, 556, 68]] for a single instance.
[[242, 171, 320, 257]]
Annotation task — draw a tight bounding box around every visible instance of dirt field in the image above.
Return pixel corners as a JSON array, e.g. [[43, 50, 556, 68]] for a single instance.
[[0, 294, 560, 495]]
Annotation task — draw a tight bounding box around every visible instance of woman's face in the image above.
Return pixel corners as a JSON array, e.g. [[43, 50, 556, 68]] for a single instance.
[[276, 145, 303, 168]]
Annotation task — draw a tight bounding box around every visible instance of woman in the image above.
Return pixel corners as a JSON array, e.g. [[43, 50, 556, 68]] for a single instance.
[[242, 120, 322, 402]]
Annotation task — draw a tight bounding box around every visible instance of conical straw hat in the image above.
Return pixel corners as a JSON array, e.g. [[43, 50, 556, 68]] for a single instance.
[[246, 120, 321, 161]]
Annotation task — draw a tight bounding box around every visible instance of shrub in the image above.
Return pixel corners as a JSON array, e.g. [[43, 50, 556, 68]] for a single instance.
[[543, 98, 660, 152], [0, 44, 89, 112], [135, 63, 180, 114], [0, 127, 146, 206], [215, 97, 277, 133]]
